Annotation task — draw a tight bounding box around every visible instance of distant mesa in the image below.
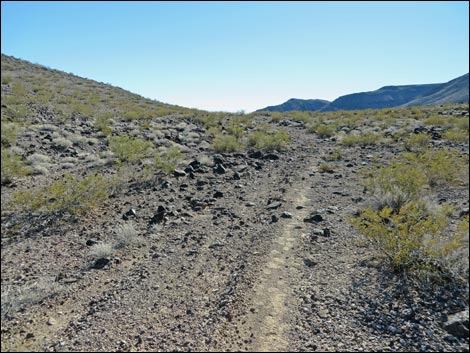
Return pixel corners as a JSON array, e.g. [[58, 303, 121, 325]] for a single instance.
[[257, 73, 469, 112]]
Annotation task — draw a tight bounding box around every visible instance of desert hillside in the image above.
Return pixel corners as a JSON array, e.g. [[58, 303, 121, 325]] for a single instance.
[[1, 54, 469, 352]]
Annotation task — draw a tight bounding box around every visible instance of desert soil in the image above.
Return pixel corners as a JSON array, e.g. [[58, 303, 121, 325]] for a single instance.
[[1, 115, 469, 352]]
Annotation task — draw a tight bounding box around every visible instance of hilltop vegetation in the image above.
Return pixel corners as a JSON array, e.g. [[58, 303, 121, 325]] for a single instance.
[[1, 54, 469, 352]]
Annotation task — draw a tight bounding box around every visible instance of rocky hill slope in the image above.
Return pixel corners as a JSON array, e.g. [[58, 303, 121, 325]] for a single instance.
[[1, 54, 469, 352]]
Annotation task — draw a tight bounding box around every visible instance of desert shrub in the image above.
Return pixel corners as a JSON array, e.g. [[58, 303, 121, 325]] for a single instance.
[[12, 173, 111, 216], [424, 114, 447, 126], [195, 113, 221, 129], [368, 158, 427, 210], [319, 163, 335, 172], [455, 117, 469, 131], [288, 111, 312, 123], [71, 103, 94, 116], [12, 81, 27, 97], [324, 149, 343, 161], [341, 131, 381, 146], [403, 148, 468, 187], [1, 278, 61, 319], [1, 122, 17, 147], [1, 75, 12, 84], [90, 242, 114, 260], [312, 123, 335, 138], [406, 133, 431, 149], [94, 112, 113, 135], [154, 145, 184, 173], [351, 200, 463, 275], [213, 135, 243, 152], [247, 128, 290, 151], [114, 223, 140, 248], [270, 112, 283, 121], [443, 129, 469, 143], [226, 122, 244, 139], [109, 135, 154, 164], [3, 104, 30, 121], [1, 149, 32, 184], [52, 137, 73, 149]]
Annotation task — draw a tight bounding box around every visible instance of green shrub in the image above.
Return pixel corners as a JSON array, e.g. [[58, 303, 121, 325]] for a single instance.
[[406, 133, 431, 149], [324, 149, 343, 161], [1, 76, 12, 84], [341, 132, 380, 146], [369, 158, 427, 209], [403, 148, 468, 187], [319, 163, 335, 172], [1, 149, 32, 184], [226, 122, 244, 139], [154, 145, 184, 173], [288, 111, 312, 123], [270, 112, 283, 121], [213, 135, 243, 152], [312, 123, 335, 138], [424, 114, 447, 126], [443, 129, 469, 143], [12, 173, 111, 216], [94, 112, 112, 135], [351, 201, 461, 273], [108, 135, 154, 164], [1, 122, 17, 147], [247, 129, 290, 151]]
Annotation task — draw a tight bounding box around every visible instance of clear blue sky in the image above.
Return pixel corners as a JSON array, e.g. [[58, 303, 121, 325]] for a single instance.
[[2, 1, 469, 112]]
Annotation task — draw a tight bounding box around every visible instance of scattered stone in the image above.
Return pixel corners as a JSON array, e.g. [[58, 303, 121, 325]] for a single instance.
[[281, 211, 293, 218], [213, 191, 224, 198], [266, 201, 282, 210], [161, 180, 172, 189], [149, 206, 167, 225], [459, 208, 469, 217], [444, 310, 469, 339], [47, 317, 56, 326], [303, 258, 317, 268], [173, 169, 186, 177], [122, 208, 136, 220], [262, 153, 279, 160], [271, 214, 279, 223], [214, 164, 226, 174], [248, 150, 263, 159], [304, 214, 324, 223], [91, 257, 110, 269], [86, 239, 98, 246], [312, 228, 324, 236], [208, 242, 224, 249]]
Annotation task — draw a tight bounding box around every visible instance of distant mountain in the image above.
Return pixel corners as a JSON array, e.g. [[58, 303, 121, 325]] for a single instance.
[[401, 73, 469, 107], [257, 74, 469, 112], [259, 98, 330, 112], [322, 83, 444, 112]]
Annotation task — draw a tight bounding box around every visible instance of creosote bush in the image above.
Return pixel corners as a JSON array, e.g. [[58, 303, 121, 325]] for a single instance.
[[154, 145, 184, 174], [351, 201, 460, 274], [108, 135, 153, 164], [354, 146, 469, 281], [247, 128, 290, 151], [213, 135, 243, 152], [12, 173, 112, 216]]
